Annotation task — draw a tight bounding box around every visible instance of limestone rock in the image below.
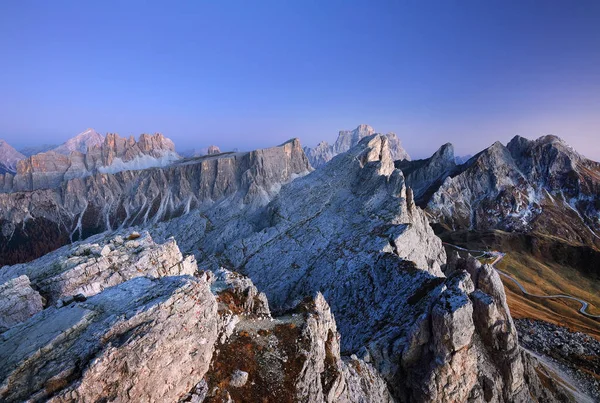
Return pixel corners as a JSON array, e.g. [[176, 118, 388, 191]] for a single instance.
[[304, 124, 410, 168], [0, 276, 219, 403], [0, 275, 43, 332], [0, 138, 310, 266], [0, 231, 196, 305]]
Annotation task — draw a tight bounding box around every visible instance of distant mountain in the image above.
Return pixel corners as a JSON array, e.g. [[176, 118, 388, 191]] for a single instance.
[[0, 133, 180, 192], [52, 128, 105, 155], [19, 144, 57, 157], [179, 145, 222, 158], [0, 140, 25, 175], [455, 154, 472, 165], [303, 124, 410, 168], [400, 135, 600, 248]]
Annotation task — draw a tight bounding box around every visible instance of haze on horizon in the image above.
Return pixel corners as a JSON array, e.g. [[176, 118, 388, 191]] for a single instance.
[[1, 1, 599, 161]]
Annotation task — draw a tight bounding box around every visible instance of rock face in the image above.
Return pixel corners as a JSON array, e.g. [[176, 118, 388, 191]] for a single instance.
[[304, 124, 411, 168], [396, 142, 457, 205], [0, 140, 25, 175], [0, 231, 197, 309], [0, 132, 179, 193], [400, 135, 600, 246], [0, 138, 310, 266], [0, 275, 43, 332], [52, 128, 105, 155], [150, 135, 569, 402], [0, 275, 219, 403], [0, 230, 397, 403]]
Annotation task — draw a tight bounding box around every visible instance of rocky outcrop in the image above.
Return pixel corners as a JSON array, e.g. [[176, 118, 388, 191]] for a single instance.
[[0, 132, 179, 193], [0, 231, 196, 307], [304, 124, 410, 168], [0, 275, 43, 332], [0, 140, 25, 175], [52, 129, 105, 155], [0, 275, 219, 403], [200, 290, 395, 403], [0, 232, 396, 403], [0, 139, 310, 266]]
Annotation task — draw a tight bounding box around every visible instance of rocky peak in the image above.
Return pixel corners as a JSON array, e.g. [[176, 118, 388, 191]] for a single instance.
[[52, 128, 105, 155], [207, 145, 221, 155], [304, 124, 411, 169], [0, 140, 25, 174], [333, 124, 376, 154]]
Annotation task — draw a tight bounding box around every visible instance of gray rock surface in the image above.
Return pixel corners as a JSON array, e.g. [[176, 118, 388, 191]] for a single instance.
[[0, 231, 196, 305], [414, 135, 600, 246], [304, 124, 410, 168], [0, 275, 43, 332], [0, 275, 219, 403], [396, 142, 457, 205]]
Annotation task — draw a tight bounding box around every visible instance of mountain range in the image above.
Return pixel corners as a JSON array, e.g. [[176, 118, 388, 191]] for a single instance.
[[0, 126, 598, 402]]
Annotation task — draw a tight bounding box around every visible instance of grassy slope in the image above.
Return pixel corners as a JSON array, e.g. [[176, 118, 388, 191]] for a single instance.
[[439, 229, 600, 340]]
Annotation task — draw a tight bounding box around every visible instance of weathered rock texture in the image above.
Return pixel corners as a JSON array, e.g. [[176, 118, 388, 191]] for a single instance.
[[396, 142, 457, 205], [304, 124, 411, 168], [0, 275, 219, 403], [0, 231, 196, 308], [0, 138, 310, 265], [152, 135, 569, 401], [200, 290, 395, 403], [0, 132, 178, 193], [402, 135, 600, 247], [0, 275, 43, 332]]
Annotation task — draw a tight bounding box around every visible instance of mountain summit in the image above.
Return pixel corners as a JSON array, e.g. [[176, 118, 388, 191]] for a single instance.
[[52, 128, 105, 155], [304, 124, 411, 168]]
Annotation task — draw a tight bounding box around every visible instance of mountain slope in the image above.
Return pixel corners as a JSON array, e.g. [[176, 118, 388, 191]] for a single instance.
[[0, 139, 310, 265], [0, 140, 25, 175], [52, 128, 105, 155]]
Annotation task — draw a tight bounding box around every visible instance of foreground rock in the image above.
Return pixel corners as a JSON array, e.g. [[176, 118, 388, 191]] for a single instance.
[[0, 231, 196, 309], [0, 275, 218, 402], [0, 275, 43, 332], [304, 124, 410, 168], [198, 286, 394, 403]]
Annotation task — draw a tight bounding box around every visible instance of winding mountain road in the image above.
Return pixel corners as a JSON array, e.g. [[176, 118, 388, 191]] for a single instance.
[[443, 242, 600, 319]]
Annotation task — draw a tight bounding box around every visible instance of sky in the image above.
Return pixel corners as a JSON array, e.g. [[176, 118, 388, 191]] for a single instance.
[[1, 0, 599, 160]]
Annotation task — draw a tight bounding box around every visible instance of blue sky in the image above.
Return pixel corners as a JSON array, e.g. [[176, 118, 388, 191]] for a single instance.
[[1, 0, 599, 160]]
